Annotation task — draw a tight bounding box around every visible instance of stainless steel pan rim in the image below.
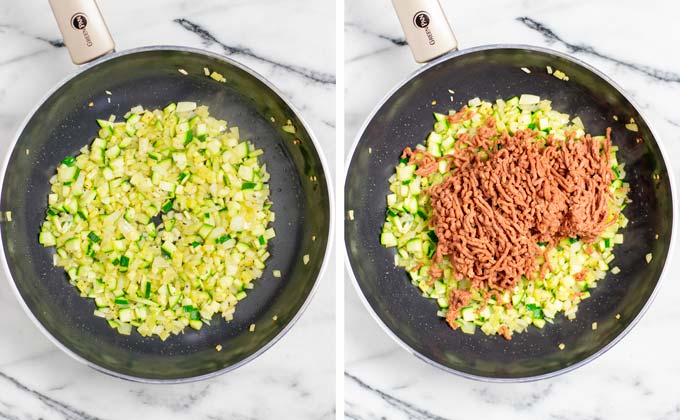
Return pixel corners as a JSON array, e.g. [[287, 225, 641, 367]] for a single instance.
[[0, 44, 335, 384], [344, 43, 677, 382]]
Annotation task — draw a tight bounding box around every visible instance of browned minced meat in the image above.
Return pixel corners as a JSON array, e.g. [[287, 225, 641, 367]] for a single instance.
[[574, 270, 588, 281], [445, 289, 472, 329], [539, 249, 553, 280], [402, 147, 439, 177], [415, 155, 438, 177], [445, 106, 473, 124], [428, 264, 443, 281], [401, 108, 478, 178], [498, 325, 512, 340], [428, 118, 613, 296]]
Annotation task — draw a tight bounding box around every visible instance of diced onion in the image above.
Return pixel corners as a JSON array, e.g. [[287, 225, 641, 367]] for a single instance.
[[625, 123, 639, 132]]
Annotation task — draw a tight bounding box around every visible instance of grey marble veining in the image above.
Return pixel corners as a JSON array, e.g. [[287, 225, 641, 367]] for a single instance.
[[0, 0, 335, 419], [345, 0, 680, 419]]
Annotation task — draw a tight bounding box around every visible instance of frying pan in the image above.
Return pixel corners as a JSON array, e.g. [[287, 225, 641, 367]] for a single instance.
[[0, 0, 332, 382], [345, 0, 675, 381]]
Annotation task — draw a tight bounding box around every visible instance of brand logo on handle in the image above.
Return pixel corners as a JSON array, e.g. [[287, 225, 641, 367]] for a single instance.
[[413, 11, 435, 45], [413, 10, 430, 29], [413, 11, 431, 28], [71, 13, 88, 30], [70, 12, 93, 47]]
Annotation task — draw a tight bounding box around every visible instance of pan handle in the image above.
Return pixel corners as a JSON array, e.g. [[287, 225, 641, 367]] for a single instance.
[[391, 0, 458, 63], [47, 0, 115, 65]]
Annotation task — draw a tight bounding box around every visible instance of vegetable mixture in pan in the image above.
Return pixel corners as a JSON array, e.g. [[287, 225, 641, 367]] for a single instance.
[[39, 102, 275, 340], [381, 95, 630, 340]]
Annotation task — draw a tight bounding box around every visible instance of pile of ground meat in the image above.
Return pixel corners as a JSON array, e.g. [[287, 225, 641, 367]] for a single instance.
[[403, 116, 614, 329]]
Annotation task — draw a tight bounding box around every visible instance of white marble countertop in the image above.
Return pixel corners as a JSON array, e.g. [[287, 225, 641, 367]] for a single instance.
[[0, 0, 335, 419], [345, 1, 680, 419]]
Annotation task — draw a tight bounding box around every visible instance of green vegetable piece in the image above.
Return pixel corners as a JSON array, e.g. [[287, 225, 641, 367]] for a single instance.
[[119, 255, 130, 267], [161, 200, 174, 213], [144, 282, 151, 298], [88, 232, 101, 243], [184, 129, 194, 145], [61, 156, 76, 166], [426, 243, 435, 258], [525, 303, 544, 319], [242, 182, 256, 190]]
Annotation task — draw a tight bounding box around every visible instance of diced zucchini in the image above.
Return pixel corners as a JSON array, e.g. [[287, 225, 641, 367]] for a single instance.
[[461, 307, 476, 322], [38, 103, 275, 340], [176, 102, 197, 113], [161, 241, 176, 258], [57, 164, 78, 183], [380, 231, 397, 247], [427, 131, 442, 144], [198, 224, 214, 239], [403, 196, 418, 214], [396, 165, 415, 182], [64, 238, 80, 252], [406, 239, 422, 254], [39, 231, 56, 246]]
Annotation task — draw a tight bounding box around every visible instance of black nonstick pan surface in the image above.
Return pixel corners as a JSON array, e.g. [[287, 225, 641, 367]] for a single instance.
[[345, 45, 674, 381], [0, 46, 332, 382]]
